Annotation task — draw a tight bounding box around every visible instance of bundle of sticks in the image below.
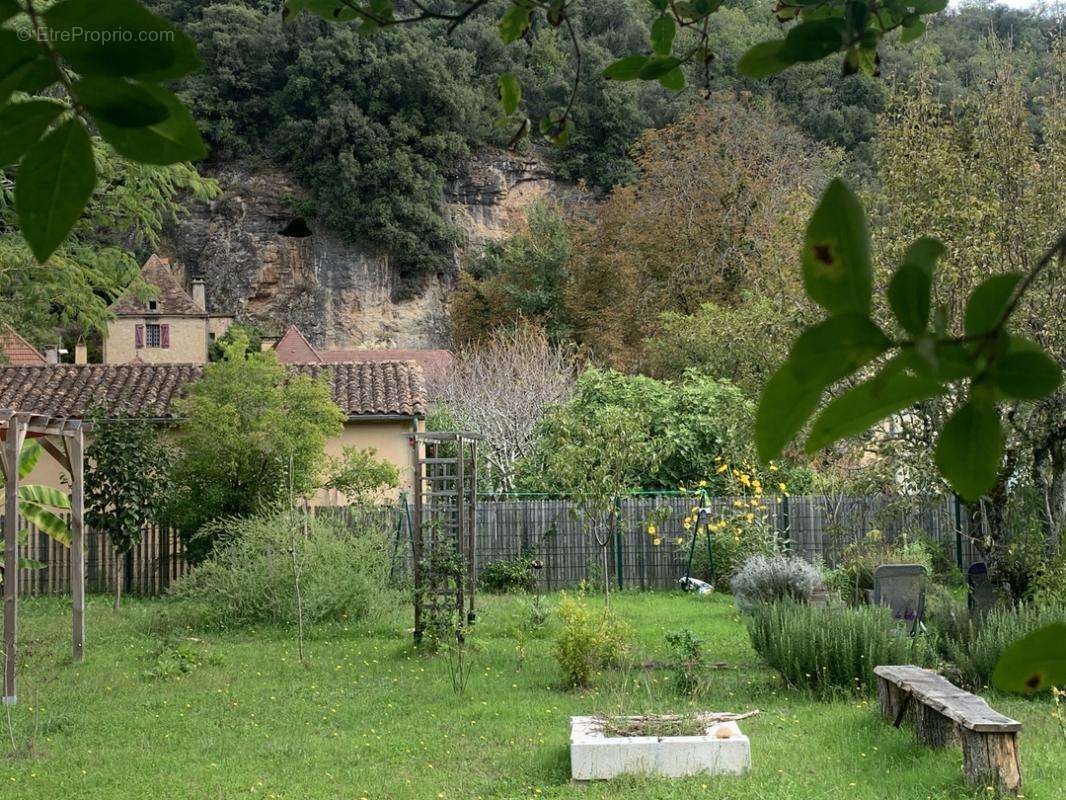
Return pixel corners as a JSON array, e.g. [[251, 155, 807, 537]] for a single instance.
[[595, 710, 760, 738]]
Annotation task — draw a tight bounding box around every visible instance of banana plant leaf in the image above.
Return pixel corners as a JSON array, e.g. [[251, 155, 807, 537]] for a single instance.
[[18, 503, 72, 546], [18, 483, 72, 510], [0, 440, 43, 486]]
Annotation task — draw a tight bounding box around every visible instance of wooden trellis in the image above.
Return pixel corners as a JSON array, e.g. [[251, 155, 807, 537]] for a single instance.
[[1, 409, 89, 705], [411, 431, 480, 642]]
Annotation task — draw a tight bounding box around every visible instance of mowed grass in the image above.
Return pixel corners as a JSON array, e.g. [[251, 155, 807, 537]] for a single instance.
[[2, 591, 1062, 800]]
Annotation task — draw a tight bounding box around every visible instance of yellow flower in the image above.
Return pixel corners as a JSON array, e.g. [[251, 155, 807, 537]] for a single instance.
[[698, 479, 707, 487], [652, 538, 661, 546], [769, 463, 778, 472], [778, 482, 787, 493], [716, 463, 728, 474], [675, 537, 684, 545], [745, 513, 754, 523], [647, 525, 657, 535], [733, 500, 744, 508]]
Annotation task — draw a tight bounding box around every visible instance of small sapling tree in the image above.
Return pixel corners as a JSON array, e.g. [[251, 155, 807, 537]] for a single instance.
[[85, 410, 172, 611]]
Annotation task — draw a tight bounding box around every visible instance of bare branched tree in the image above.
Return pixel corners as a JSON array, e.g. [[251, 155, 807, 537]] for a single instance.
[[438, 324, 578, 492]]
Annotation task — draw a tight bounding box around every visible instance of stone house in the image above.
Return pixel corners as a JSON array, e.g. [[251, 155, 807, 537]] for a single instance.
[[0, 360, 426, 504], [103, 255, 234, 365]]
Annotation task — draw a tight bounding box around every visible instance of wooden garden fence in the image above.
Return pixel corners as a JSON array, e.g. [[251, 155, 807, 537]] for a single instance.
[[2, 494, 979, 597]]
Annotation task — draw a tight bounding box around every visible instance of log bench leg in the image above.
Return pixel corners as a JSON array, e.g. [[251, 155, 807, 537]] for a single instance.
[[961, 730, 1022, 795], [914, 704, 958, 748], [878, 678, 903, 722]]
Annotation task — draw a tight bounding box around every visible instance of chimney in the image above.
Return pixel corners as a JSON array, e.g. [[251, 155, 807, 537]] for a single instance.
[[44, 346, 59, 364], [75, 342, 88, 364], [191, 279, 206, 311]]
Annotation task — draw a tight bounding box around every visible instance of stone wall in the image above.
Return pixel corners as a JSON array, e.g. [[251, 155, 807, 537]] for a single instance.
[[163, 149, 585, 350]]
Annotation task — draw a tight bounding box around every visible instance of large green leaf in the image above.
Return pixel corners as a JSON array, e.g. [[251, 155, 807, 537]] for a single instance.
[[14, 118, 96, 263], [888, 237, 943, 336], [44, 0, 202, 81], [0, 0, 20, 23], [0, 31, 60, 105], [94, 83, 207, 165], [650, 14, 677, 56], [789, 314, 891, 390], [756, 363, 823, 462], [19, 440, 43, 480], [738, 40, 793, 78], [802, 180, 872, 315], [19, 484, 72, 510], [499, 3, 532, 44], [0, 99, 66, 167], [991, 623, 1066, 694], [18, 503, 72, 546], [935, 398, 1003, 501], [993, 349, 1063, 400], [603, 55, 649, 80], [497, 73, 521, 116], [77, 77, 170, 128], [806, 370, 943, 452], [964, 273, 1022, 337], [639, 56, 682, 80], [783, 19, 846, 64]]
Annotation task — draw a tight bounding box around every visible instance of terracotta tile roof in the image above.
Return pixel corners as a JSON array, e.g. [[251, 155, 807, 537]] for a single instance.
[[110, 255, 205, 317], [0, 327, 47, 365], [273, 324, 322, 363], [0, 361, 426, 420], [270, 325, 452, 396]]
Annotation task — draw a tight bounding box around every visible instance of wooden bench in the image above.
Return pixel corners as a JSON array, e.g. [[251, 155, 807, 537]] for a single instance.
[[874, 666, 1022, 794]]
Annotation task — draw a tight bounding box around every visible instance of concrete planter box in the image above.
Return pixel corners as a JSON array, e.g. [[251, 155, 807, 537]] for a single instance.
[[570, 716, 751, 780]]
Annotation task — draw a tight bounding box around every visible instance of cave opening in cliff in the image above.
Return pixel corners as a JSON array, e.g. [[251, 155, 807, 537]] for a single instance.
[[278, 217, 313, 238]]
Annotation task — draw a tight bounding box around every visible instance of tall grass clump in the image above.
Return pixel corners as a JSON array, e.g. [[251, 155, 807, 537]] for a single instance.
[[745, 602, 935, 694], [731, 554, 822, 613], [170, 511, 389, 628], [938, 603, 1066, 690]]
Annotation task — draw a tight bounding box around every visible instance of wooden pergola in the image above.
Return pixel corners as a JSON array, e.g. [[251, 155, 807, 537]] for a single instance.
[[1, 409, 88, 705]]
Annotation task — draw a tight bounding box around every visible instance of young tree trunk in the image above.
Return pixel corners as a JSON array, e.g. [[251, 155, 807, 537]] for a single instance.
[[113, 558, 123, 612], [601, 543, 610, 609]]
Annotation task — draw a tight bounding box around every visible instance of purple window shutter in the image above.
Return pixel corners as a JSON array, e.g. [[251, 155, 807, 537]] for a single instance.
[[135, 324, 144, 349], [161, 324, 170, 349]]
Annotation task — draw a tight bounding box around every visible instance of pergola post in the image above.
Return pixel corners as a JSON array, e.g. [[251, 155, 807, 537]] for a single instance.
[[67, 430, 85, 663], [3, 414, 25, 705]]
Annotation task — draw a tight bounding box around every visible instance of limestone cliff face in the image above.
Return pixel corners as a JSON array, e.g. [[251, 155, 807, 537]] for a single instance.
[[164, 149, 581, 350]]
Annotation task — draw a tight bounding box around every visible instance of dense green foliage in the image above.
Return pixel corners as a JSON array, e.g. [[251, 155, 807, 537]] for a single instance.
[[520, 368, 765, 492], [141, 2, 1064, 292], [170, 511, 389, 628], [0, 139, 215, 349], [553, 592, 634, 686], [937, 603, 1066, 691], [85, 412, 173, 607], [164, 334, 345, 554], [745, 601, 936, 694]]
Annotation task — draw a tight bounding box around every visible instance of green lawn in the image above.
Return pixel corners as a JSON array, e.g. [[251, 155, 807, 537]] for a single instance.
[[2, 591, 1061, 799]]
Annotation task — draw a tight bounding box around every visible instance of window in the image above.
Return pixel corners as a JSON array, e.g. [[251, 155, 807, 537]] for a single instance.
[[145, 324, 161, 347], [147, 299, 158, 312]]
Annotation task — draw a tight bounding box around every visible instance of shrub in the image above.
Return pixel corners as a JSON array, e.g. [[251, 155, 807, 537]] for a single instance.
[[664, 628, 705, 697], [686, 528, 778, 591], [1030, 555, 1066, 608], [745, 602, 936, 694], [937, 604, 1066, 690], [170, 512, 389, 628], [553, 594, 634, 687], [731, 554, 823, 613], [480, 555, 537, 593]]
